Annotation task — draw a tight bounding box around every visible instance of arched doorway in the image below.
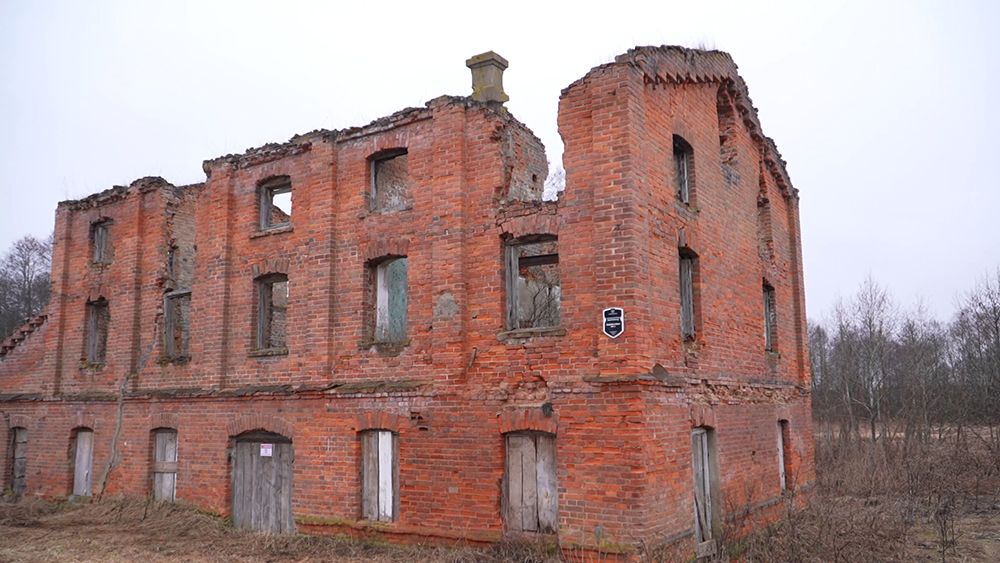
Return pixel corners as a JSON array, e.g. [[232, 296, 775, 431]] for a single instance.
[[231, 431, 294, 533]]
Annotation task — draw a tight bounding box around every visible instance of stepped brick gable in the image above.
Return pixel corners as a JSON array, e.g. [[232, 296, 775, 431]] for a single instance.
[[0, 46, 813, 559]]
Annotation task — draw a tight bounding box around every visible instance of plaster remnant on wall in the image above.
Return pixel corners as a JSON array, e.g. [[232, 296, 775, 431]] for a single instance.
[[433, 292, 458, 321]]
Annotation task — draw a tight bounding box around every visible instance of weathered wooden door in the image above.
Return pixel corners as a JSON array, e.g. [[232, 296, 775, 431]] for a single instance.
[[504, 432, 558, 533], [73, 429, 94, 497], [9, 428, 27, 499], [152, 429, 178, 502], [692, 428, 713, 542], [231, 432, 294, 533]]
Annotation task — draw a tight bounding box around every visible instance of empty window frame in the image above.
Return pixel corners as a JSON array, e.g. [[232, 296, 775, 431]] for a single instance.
[[764, 283, 777, 351], [259, 177, 292, 229], [255, 274, 288, 351], [506, 237, 561, 330], [673, 135, 693, 204], [778, 420, 791, 491], [691, 427, 718, 544], [71, 428, 94, 498], [360, 430, 397, 522], [164, 290, 191, 359], [91, 220, 112, 263], [373, 257, 407, 342], [86, 298, 110, 363], [504, 432, 558, 533], [8, 427, 27, 500], [679, 250, 697, 341], [371, 150, 409, 211], [152, 429, 178, 502]]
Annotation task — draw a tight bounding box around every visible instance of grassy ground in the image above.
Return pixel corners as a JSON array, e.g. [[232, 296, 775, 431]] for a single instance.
[[3, 430, 1000, 562]]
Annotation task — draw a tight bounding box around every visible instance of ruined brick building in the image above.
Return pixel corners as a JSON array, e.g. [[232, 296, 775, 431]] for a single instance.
[[0, 47, 813, 557]]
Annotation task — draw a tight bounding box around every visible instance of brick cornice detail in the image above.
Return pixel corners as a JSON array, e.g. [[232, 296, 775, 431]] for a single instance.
[[498, 214, 560, 240], [250, 258, 290, 278], [149, 412, 180, 431], [690, 405, 716, 429], [362, 237, 410, 262], [73, 410, 97, 430], [8, 414, 31, 429], [356, 410, 403, 433], [498, 408, 558, 435], [227, 414, 294, 439]]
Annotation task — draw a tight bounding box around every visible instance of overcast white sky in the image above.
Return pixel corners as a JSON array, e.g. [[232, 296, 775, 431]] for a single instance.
[[2, 0, 997, 322]]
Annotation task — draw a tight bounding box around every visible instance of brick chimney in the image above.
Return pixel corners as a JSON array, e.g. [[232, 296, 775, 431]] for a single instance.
[[466, 51, 509, 103]]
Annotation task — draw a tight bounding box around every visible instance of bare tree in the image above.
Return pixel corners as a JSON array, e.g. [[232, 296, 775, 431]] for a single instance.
[[951, 269, 1000, 459], [0, 235, 52, 340]]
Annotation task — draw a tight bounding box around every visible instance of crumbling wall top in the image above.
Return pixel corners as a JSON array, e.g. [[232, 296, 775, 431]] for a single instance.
[[58, 177, 199, 211], [564, 45, 796, 197]]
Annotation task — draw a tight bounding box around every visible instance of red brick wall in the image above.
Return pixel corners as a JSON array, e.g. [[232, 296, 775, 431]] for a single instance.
[[0, 47, 813, 558]]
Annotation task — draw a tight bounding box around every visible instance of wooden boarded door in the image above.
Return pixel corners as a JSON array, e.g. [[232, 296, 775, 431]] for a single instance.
[[73, 429, 94, 498], [152, 429, 178, 502], [231, 432, 294, 533], [10, 428, 27, 500], [692, 428, 713, 543], [504, 432, 558, 534]]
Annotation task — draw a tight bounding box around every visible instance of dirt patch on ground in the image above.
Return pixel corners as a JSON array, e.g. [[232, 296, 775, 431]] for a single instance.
[[0, 499, 557, 563]]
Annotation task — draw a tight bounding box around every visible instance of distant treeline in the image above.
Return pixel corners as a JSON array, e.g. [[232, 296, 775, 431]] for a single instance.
[[811, 271, 1000, 450]]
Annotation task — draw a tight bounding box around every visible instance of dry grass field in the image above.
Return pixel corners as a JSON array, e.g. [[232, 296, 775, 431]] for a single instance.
[[3, 429, 1000, 562]]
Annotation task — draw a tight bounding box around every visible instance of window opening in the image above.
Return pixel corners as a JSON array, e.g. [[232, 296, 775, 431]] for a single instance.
[[374, 257, 407, 342], [680, 253, 695, 340], [371, 150, 409, 211], [255, 274, 288, 350], [506, 237, 560, 330], [673, 136, 693, 204], [259, 178, 292, 229], [72, 428, 94, 498], [86, 298, 110, 363], [164, 291, 191, 358], [8, 427, 27, 500], [504, 432, 558, 533], [692, 427, 717, 544], [361, 429, 397, 522], [92, 220, 112, 263], [778, 420, 791, 491], [167, 245, 177, 279], [152, 429, 178, 501], [764, 284, 777, 351]]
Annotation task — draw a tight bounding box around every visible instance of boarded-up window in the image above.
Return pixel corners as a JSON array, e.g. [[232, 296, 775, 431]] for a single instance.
[[374, 257, 407, 342], [692, 427, 717, 544], [507, 237, 560, 330], [92, 220, 112, 263], [674, 135, 693, 204], [360, 430, 397, 522], [231, 432, 294, 533], [679, 253, 695, 340], [371, 150, 409, 211], [764, 284, 777, 351], [778, 420, 791, 491], [152, 429, 178, 502], [259, 177, 292, 229], [503, 432, 557, 534], [8, 427, 27, 500], [164, 291, 191, 358], [86, 298, 110, 363], [72, 429, 94, 498], [256, 274, 288, 350]]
